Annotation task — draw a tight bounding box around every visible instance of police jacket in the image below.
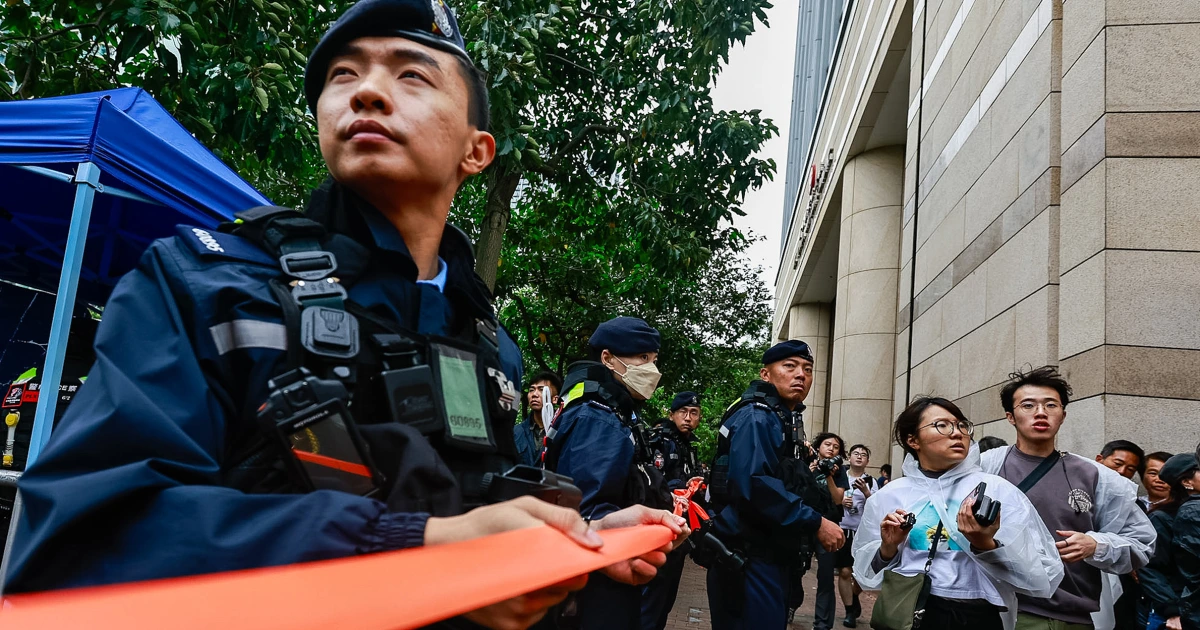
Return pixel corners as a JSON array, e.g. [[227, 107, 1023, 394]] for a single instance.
[[6, 179, 523, 593], [651, 422, 698, 491], [709, 381, 823, 553], [543, 362, 669, 520], [513, 413, 544, 468]]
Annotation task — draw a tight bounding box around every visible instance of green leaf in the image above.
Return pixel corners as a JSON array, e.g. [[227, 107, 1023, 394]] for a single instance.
[[254, 85, 269, 111]]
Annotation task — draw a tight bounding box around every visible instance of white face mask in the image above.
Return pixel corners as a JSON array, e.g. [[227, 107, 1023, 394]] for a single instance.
[[611, 356, 661, 400]]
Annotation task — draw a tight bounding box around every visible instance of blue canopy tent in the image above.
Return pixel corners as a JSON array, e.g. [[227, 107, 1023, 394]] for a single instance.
[[0, 88, 270, 584]]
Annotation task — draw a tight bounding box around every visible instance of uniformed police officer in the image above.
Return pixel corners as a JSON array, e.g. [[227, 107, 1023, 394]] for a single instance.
[[640, 391, 703, 630], [706, 340, 845, 630], [544, 316, 676, 629], [5, 2, 686, 627]]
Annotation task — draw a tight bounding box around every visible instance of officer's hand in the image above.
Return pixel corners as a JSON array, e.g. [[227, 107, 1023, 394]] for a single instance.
[[816, 517, 845, 553], [463, 574, 588, 630], [879, 509, 909, 560], [591, 506, 688, 586], [425, 496, 603, 549]]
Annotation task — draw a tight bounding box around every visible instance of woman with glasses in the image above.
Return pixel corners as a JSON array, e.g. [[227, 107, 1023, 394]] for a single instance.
[[851, 397, 1064, 629]]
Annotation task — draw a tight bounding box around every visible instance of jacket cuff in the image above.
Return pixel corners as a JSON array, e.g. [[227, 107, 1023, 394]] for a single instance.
[[365, 511, 431, 552]]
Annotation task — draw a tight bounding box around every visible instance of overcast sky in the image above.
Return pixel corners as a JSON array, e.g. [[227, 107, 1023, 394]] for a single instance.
[[710, 0, 801, 293]]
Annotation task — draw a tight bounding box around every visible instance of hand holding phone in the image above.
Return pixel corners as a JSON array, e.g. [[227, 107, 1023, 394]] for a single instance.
[[971, 482, 1001, 527]]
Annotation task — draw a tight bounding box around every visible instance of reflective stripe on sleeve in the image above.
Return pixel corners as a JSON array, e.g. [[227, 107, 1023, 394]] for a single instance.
[[209, 320, 288, 355]]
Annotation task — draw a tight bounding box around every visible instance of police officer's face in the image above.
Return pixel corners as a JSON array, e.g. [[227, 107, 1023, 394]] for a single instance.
[[317, 37, 494, 203], [759, 357, 813, 407], [671, 406, 700, 434]]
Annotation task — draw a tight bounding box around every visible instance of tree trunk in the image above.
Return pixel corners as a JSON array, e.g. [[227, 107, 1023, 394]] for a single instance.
[[474, 169, 522, 292]]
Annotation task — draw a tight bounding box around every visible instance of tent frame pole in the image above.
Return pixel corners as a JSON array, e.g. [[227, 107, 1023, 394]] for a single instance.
[[0, 161, 101, 593]]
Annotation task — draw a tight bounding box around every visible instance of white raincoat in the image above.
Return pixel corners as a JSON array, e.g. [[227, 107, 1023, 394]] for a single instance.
[[980, 447, 1157, 629], [852, 445, 1064, 630]]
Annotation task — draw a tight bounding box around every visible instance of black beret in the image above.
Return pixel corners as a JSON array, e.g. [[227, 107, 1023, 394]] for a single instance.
[[305, 0, 472, 114], [1160, 453, 1199, 485], [589, 316, 660, 356], [762, 340, 814, 366], [671, 391, 700, 412]]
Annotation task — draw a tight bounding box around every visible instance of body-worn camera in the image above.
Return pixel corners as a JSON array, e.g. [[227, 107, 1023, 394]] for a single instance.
[[816, 455, 843, 475], [971, 482, 1001, 527]]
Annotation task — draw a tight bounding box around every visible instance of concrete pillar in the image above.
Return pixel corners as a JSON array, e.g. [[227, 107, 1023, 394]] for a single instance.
[[789, 303, 834, 436], [828, 146, 904, 467]]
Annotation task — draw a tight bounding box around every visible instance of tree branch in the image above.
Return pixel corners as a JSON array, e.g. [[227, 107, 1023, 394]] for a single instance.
[[549, 123, 621, 170], [0, 21, 100, 44], [511, 294, 550, 372]]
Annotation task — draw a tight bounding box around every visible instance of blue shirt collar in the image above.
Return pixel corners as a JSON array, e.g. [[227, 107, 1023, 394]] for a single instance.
[[360, 203, 447, 293]]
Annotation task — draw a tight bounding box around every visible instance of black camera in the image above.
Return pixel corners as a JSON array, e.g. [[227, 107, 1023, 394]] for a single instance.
[[900, 512, 917, 530], [971, 482, 1001, 527], [816, 455, 843, 475]]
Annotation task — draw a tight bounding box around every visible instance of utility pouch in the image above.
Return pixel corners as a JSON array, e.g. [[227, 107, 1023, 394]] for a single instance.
[[429, 337, 497, 452], [259, 368, 383, 497], [376, 333, 441, 436]]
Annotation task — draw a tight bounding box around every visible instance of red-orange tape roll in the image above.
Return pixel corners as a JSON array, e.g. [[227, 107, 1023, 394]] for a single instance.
[[0, 524, 674, 630]]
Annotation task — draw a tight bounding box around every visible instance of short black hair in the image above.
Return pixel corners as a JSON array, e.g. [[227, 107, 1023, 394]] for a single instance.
[[1100, 439, 1146, 473], [978, 436, 1008, 452], [880, 464, 892, 474], [848, 444, 871, 457], [1147, 451, 1173, 465], [455, 56, 490, 132], [1000, 366, 1073, 413], [812, 432, 844, 457], [527, 370, 562, 394], [894, 396, 969, 458]]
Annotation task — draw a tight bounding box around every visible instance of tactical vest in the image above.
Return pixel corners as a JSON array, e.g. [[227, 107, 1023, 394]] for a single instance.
[[543, 362, 671, 511], [216, 206, 520, 512], [708, 381, 831, 539]]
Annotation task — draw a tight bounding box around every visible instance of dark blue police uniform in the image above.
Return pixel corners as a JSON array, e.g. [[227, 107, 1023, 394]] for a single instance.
[[640, 412, 700, 630], [5, 179, 523, 592], [544, 318, 669, 630], [707, 375, 824, 630]]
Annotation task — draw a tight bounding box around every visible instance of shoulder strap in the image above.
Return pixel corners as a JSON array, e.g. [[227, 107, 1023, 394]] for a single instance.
[[1016, 450, 1063, 493]]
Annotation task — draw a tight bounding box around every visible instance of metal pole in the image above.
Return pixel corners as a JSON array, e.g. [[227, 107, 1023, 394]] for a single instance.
[[0, 161, 101, 593]]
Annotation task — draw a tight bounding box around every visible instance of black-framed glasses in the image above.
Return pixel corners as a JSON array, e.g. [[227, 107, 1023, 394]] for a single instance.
[[918, 419, 974, 437]]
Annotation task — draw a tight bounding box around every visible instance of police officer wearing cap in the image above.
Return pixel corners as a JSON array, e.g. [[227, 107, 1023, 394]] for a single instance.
[[544, 316, 678, 629], [706, 340, 846, 630], [640, 391, 703, 630], [6, 1, 685, 626]]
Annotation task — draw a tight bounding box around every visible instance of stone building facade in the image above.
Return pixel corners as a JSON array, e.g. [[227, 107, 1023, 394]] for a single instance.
[[775, 0, 1200, 471]]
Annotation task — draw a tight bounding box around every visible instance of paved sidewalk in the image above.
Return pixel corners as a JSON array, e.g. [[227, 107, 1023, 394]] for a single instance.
[[664, 560, 876, 630]]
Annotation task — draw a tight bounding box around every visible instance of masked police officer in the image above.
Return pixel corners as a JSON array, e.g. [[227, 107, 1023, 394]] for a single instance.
[[640, 391, 703, 630], [5, 2, 686, 627], [706, 340, 846, 630], [544, 316, 675, 629]]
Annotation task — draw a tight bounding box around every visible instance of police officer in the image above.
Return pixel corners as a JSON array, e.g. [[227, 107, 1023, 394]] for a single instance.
[[706, 340, 845, 630], [640, 391, 703, 630], [5, 2, 685, 627], [544, 316, 676, 629]]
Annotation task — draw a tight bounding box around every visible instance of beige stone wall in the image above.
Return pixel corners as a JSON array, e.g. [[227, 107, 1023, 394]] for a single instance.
[[898, 0, 1060, 448], [1056, 0, 1200, 456]]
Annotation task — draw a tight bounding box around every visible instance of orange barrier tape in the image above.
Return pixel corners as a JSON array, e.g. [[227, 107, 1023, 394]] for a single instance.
[[0, 524, 674, 630]]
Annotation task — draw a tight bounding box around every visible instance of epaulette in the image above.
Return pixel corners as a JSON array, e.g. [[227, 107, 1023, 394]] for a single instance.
[[583, 400, 614, 413], [174, 225, 276, 266]]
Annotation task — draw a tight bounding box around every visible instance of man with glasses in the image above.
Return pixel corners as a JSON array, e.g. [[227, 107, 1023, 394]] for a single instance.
[[980, 366, 1155, 630], [836, 444, 876, 628], [641, 391, 703, 630]]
